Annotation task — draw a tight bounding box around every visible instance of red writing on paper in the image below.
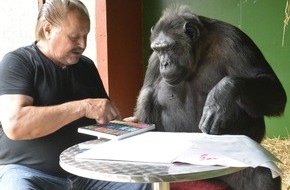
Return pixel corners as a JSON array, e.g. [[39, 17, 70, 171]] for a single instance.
[[199, 154, 217, 161]]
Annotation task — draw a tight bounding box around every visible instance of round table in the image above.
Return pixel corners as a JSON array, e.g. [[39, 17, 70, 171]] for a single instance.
[[59, 139, 244, 190]]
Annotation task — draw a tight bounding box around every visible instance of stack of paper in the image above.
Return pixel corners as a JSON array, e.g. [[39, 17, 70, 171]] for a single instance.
[[76, 132, 282, 178]]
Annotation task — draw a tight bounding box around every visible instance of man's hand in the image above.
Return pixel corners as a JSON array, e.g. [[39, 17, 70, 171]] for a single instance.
[[83, 98, 121, 124]]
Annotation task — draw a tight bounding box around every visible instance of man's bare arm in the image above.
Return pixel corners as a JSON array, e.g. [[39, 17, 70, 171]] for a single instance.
[[0, 94, 121, 140]]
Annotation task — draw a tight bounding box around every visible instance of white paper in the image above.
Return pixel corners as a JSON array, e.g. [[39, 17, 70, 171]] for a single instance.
[[76, 132, 194, 163], [76, 132, 282, 177], [170, 134, 282, 177]]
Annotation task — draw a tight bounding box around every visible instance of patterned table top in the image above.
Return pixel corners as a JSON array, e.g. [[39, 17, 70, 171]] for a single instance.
[[59, 139, 243, 183]]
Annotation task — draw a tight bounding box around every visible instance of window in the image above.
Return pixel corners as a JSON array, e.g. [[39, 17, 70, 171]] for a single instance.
[[0, 0, 38, 60], [0, 0, 96, 63]]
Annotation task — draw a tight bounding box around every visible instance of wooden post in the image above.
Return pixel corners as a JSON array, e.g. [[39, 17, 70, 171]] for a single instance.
[[96, 0, 143, 117]]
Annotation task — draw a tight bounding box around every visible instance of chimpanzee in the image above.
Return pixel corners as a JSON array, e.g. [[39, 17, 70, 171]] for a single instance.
[[134, 5, 287, 190]]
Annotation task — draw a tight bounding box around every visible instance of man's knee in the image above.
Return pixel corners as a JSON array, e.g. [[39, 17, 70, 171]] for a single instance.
[[0, 165, 33, 189]]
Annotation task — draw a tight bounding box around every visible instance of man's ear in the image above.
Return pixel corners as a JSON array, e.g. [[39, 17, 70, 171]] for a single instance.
[[43, 21, 52, 40]]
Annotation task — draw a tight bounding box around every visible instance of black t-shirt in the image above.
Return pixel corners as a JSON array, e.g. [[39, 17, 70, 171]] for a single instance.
[[0, 43, 108, 176]]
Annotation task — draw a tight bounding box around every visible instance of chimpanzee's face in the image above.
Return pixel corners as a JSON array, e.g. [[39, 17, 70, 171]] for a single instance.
[[150, 15, 200, 85]]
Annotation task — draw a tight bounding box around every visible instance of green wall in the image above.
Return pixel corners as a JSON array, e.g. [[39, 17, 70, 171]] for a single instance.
[[142, 0, 290, 138]]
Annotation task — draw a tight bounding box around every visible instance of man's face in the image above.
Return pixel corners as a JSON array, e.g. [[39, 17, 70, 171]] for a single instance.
[[48, 10, 90, 66]]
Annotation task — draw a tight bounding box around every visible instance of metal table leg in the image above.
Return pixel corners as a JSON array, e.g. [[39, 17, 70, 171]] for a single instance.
[[152, 182, 170, 190]]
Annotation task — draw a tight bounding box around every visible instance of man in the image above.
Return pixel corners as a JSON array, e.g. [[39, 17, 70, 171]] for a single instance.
[[0, 0, 151, 189]]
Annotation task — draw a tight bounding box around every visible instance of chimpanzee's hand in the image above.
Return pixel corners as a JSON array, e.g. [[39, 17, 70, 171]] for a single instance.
[[199, 77, 238, 134]]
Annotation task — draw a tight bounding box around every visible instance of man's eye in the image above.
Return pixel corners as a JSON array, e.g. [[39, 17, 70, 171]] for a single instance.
[[69, 36, 78, 42]]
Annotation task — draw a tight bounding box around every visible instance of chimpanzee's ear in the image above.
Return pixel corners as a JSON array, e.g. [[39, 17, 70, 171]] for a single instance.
[[151, 25, 155, 33], [183, 21, 200, 41]]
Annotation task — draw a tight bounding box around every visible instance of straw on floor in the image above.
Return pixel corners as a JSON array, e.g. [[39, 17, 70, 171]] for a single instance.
[[262, 136, 290, 190]]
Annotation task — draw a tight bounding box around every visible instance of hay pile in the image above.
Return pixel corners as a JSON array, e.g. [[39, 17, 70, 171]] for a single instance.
[[262, 136, 290, 190]]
